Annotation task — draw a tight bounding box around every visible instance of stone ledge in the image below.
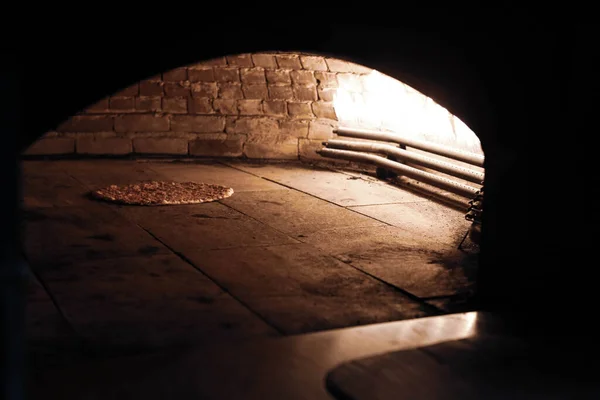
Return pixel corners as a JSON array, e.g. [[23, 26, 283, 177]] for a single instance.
[[23, 138, 75, 155], [133, 138, 188, 155], [76, 138, 132, 155]]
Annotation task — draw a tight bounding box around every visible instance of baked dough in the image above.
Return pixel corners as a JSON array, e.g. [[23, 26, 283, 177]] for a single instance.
[[91, 181, 234, 206]]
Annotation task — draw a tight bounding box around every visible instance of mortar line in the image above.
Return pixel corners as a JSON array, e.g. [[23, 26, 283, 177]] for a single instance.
[[133, 223, 286, 336]]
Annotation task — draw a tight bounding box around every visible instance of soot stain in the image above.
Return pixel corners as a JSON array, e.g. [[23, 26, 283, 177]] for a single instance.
[[192, 214, 231, 219], [138, 245, 161, 255], [87, 233, 116, 242], [259, 200, 284, 206], [189, 296, 214, 304]]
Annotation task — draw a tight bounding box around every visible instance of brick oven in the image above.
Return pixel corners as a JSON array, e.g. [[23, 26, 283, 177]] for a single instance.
[[24, 52, 482, 164], [4, 16, 588, 398]]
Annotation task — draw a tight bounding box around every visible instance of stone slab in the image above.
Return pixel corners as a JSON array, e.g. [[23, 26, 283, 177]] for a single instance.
[[221, 189, 383, 235], [244, 294, 428, 335], [184, 243, 403, 298], [145, 161, 284, 192], [300, 225, 474, 298], [53, 160, 167, 190], [225, 162, 428, 206], [119, 201, 299, 251], [39, 254, 278, 349], [21, 161, 91, 208], [22, 204, 171, 267], [349, 201, 472, 247]]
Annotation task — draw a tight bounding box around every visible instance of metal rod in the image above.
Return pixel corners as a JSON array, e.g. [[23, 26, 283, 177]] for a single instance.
[[333, 126, 485, 167], [325, 139, 484, 184], [317, 148, 480, 198]]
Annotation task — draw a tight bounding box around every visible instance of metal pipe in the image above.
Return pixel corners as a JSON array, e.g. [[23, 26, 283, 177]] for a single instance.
[[324, 139, 484, 184], [333, 126, 485, 167], [317, 148, 480, 198]]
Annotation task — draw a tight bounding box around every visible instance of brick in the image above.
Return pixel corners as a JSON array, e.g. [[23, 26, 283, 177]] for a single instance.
[[214, 67, 240, 82], [109, 96, 135, 111], [299, 138, 325, 161], [114, 114, 169, 132], [240, 68, 266, 84], [164, 82, 190, 97], [263, 100, 287, 116], [189, 134, 245, 157], [337, 73, 363, 92], [269, 85, 293, 100], [135, 96, 161, 112], [139, 80, 164, 96], [191, 82, 218, 98], [226, 116, 279, 136], [199, 57, 227, 66], [281, 120, 309, 138], [60, 132, 116, 140], [242, 84, 268, 99], [188, 67, 215, 82], [326, 58, 372, 74], [86, 98, 109, 113], [308, 120, 336, 140], [76, 138, 132, 155], [57, 116, 113, 132], [171, 115, 225, 133], [213, 99, 238, 115], [315, 72, 338, 88], [23, 138, 75, 155], [227, 54, 253, 67], [290, 70, 316, 85], [293, 85, 318, 101], [317, 87, 336, 102], [162, 97, 188, 114], [244, 142, 298, 160], [114, 83, 139, 97], [162, 68, 187, 81], [237, 100, 262, 115], [266, 70, 291, 84], [287, 102, 314, 118], [218, 83, 244, 99], [311, 101, 337, 120], [189, 97, 214, 114], [133, 138, 188, 155], [300, 56, 328, 71], [252, 53, 277, 69], [276, 54, 302, 69]]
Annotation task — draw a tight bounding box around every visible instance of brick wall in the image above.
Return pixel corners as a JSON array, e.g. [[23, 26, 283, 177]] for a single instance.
[[23, 52, 482, 161]]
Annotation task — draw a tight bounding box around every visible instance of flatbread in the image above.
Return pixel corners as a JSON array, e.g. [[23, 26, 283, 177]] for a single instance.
[[90, 181, 234, 206]]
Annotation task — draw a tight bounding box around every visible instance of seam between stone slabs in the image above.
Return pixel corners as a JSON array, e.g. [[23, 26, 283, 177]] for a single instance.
[[238, 174, 397, 227], [20, 251, 85, 341], [346, 200, 432, 209], [325, 254, 446, 316], [216, 161, 431, 224], [132, 223, 287, 336]]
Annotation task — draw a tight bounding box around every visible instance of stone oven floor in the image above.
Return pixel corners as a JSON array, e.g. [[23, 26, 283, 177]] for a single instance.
[[21, 158, 478, 370]]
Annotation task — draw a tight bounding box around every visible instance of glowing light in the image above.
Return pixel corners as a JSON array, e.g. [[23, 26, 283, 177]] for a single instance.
[[333, 70, 483, 155]]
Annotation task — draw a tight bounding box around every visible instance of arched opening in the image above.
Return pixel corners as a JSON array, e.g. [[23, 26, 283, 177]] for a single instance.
[[21, 52, 486, 369]]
